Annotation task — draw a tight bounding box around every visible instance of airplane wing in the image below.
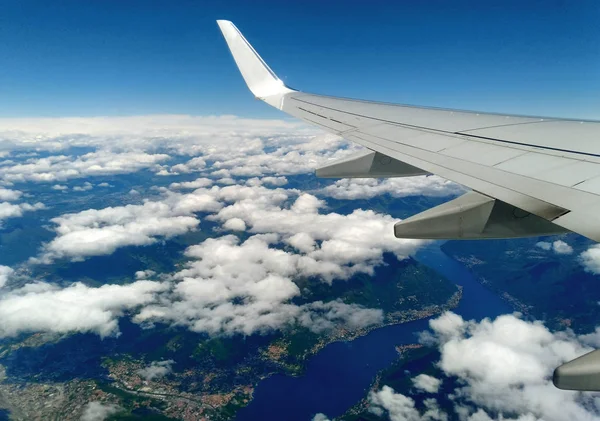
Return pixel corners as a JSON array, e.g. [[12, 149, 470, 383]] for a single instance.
[[216, 20, 600, 243], [217, 20, 600, 391]]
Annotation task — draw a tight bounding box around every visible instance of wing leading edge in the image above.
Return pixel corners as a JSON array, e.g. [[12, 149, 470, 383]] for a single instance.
[[216, 20, 600, 243]]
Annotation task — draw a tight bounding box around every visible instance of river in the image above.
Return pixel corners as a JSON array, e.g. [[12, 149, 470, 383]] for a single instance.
[[234, 243, 512, 421]]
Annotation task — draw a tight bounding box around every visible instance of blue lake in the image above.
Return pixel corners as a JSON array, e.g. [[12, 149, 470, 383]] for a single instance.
[[235, 242, 512, 421]]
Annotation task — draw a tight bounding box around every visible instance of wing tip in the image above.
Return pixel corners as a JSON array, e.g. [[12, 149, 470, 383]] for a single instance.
[[217, 19, 295, 103]]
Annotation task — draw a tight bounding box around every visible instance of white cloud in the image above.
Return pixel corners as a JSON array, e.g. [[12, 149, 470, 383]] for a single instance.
[[0, 201, 45, 224], [369, 386, 448, 421], [217, 177, 236, 185], [137, 360, 174, 381], [552, 240, 573, 255], [535, 241, 552, 251], [323, 313, 600, 421], [581, 245, 600, 274], [52, 184, 68, 191], [169, 177, 213, 190], [428, 312, 597, 421], [211, 188, 425, 282], [0, 151, 170, 184], [0, 266, 14, 288], [73, 182, 93, 192], [261, 176, 288, 186], [80, 401, 120, 421], [412, 374, 442, 393], [0, 280, 168, 338], [0, 115, 313, 155], [536, 240, 573, 255], [0, 188, 22, 201], [36, 190, 223, 262], [223, 217, 246, 231], [135, 270, 156, 280], [318, 176, 463, 200], [134, 234, 383, 336], [167, 156, 206, 174]]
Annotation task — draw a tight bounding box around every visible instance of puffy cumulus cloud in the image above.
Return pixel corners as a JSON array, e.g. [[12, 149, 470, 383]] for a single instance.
[[0, 280, 168, 338], [535, 241, 552, 251], [161, 156, 206, 175], [552, 240, 573, 255], [426, 312, 597, 421], [261, 176, 288, 186], [536, 240, 573, 255], [137, 360, 174, 381], [205, 133, 361, 179], [0, 151, 170, 184], [0, 266, 14, 288], [412, 374, 442, 393], [134, 234, 382, 336], [321, 390, 448, 421], [73, 181, 93, 192], [169, 177, 213, 190], [223, 217, 246, 232], [580, 245, 600, 274], [52, 184, 68, 191], [211, 188, 425, 282], [36, 189, 223, 262], [316, 313, 600, 421], [318, 176, 463, 200], [0, 201, 45, 224], [0, 188, 22, 201], [369, 386, 447, 421], [135, 270, 156, 280], [80, 401, 121, 421]]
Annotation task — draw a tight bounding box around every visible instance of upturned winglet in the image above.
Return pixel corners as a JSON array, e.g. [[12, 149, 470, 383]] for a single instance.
[[217, 20, 294, 108]]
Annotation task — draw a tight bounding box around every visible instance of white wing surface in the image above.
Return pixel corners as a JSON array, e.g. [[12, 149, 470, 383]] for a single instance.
[[217, 20, 600, 242]]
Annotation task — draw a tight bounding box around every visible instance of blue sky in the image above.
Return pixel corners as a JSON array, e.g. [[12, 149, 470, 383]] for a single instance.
[[0, 0, 598, 119]]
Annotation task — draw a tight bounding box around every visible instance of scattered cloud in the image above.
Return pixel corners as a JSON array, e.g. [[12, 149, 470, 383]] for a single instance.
[[580, 245, 600, 274], [369, 386, 447, 421], [552, 240, 573, 255], [73, 182, 94, 192], [317, 176, 463, 200], [0, 151, 170, 184], [535, 241, 552, 251], [137, 360, 175, 381], [169, 177, 213, 190], [319, 312, 600, 421], [35, 190, 222, 262], [0, 266, 14, 288], [223, 217, 246, 231], [80, 401, 121, 421], [0, 188, 22, 201], [536, 240, 573, 255], [0, 280, 168, 338], [211, 188, 425, 282], [134, 234, 383, 336], [412, 374, 442, 393], [0, 201, 45, 224], [261, 176, 288, 186]]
